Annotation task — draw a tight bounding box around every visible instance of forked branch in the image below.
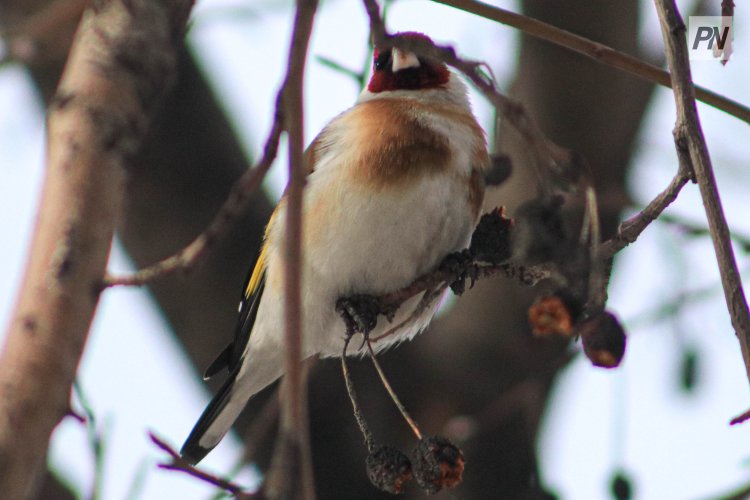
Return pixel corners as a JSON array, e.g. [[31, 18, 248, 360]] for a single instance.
[[653, 0, 750, 391]]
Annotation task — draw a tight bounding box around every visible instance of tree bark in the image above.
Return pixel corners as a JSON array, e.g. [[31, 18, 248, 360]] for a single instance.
[[9, 0, 278, 475], [0, 0, 192, 497]]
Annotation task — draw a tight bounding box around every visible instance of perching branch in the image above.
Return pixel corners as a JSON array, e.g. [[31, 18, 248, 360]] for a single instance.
[[653, 0, 750, 392], [149, 433, 257, 498], [372, 256, 552, 332], [433, 0, 750, 125], [0, 0, 193, 497]]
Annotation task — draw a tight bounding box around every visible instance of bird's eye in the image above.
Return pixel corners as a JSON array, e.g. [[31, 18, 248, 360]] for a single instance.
[[374, 50, 392, 71]]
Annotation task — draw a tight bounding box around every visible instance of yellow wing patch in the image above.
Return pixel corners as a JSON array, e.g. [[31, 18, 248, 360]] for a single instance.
[[245, 243, 268, 300], [244, 204, 283, 299]]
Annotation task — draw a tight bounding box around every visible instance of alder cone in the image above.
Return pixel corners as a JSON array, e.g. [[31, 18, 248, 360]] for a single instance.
[[579, 311, 627, 368]]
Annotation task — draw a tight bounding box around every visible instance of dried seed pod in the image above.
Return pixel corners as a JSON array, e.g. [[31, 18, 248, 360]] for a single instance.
[[529, 295, 576, 337], [412, 436, 465, 494], [366, 445, 413, 494], [469, 207, 513, 264], [579, 311, 627, 368]]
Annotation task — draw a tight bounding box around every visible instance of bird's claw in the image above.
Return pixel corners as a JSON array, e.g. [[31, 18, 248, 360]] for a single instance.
[[439, 250, 474, 295], [336, 294, 380, 338]]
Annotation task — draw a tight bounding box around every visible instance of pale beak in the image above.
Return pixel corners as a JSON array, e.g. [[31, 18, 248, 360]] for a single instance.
[[391, 47, 420, 72]]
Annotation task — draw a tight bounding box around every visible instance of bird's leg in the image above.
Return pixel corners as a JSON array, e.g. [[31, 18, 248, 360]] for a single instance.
[[438, 249, 474, 295], [335, 294, 380, 339]]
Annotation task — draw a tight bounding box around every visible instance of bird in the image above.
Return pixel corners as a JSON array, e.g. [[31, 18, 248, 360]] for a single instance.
[[180, 31, 490, 465]]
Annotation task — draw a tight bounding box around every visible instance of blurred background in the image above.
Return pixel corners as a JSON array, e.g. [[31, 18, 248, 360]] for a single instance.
[[1, 0, 750, 498]]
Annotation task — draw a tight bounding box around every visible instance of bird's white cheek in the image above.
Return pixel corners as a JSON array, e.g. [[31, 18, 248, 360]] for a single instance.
[[391, 48, 421, 72]]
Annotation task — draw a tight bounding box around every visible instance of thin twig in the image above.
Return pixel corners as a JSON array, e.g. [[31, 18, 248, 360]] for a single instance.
[[365, 340, 423, 440], [600, 172, 691, 259], [355, 242, 555, 337], [375, 260, 550, 323], [362, 0, 386, 42], [280, 1, 313, 436], [587, 169, 691, 313], [104, 114, 283, 287], [341, 337, 376, 452], [264, 2, 318, 500], [433, 0, 750, 125], [653, 1, 750, 389], [148, 433, 256, 498], [730, 407, 750, 425]]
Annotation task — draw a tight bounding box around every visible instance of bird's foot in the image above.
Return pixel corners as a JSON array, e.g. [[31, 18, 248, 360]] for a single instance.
[[439, 250, 475, 295], [336, 294, 380, 339]]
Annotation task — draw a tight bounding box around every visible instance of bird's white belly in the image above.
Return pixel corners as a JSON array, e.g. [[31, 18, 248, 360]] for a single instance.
[[302, 171, 474, 356]]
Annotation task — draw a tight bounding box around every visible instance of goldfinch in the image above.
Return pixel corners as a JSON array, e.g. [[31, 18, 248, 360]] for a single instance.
[[181, 32, 489, 464]]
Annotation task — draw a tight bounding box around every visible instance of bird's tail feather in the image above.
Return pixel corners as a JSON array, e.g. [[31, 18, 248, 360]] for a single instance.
[[180, 355, 284, 465]]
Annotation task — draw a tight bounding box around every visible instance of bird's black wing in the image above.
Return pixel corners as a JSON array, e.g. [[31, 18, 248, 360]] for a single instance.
[[203, 268, 266, 380]]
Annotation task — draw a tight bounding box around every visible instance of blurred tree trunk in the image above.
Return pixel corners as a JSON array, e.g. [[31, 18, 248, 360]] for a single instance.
[[6, 0, 655, 497], [0, 14, 82, 499], [2, 0, 277, 480]]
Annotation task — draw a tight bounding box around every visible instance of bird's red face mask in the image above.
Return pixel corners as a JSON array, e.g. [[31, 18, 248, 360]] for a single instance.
[[368, 32, 450, 93]]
